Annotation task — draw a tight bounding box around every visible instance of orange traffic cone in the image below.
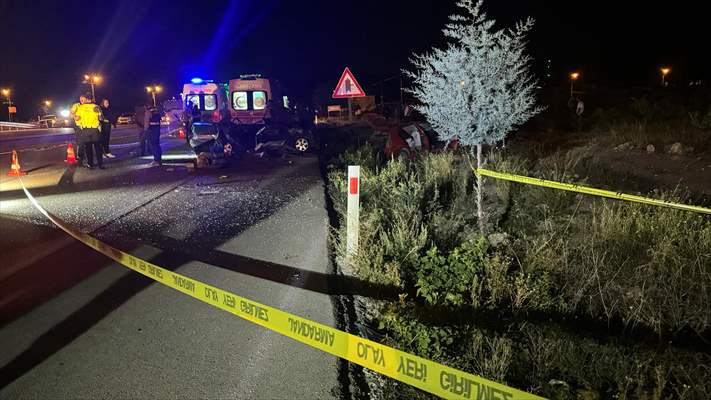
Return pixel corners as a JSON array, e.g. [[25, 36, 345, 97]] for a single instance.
[[65, 143, 77, 165], [7, 149, 26, 177]]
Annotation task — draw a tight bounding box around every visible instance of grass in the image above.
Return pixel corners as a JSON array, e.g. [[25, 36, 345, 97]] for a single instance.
[[326, 140, 711, 398]]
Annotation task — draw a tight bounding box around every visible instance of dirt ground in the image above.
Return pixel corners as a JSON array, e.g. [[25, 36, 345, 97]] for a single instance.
[[593, 146, 711, 197], [508, 128, 711, 202]]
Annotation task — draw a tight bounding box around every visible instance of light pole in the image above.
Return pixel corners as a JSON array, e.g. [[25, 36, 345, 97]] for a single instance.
[[570, 72, 579, 97], [1, 89, 12, 121], [83, 74, 102, 99], [660, 67, 670, 87], [146, 85, 162, 107]]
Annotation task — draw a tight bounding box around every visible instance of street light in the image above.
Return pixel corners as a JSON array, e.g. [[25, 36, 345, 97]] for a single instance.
[[41, 100, 53, 118], [146, 85, 162, 107], [83, 74, 102, 99], [1, 88, 12, 121], [570, 72, 580, 97], [660, 67, 671, 87]]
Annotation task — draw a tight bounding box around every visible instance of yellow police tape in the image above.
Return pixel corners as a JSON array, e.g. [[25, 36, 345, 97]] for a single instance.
[[476, 168, 711, 215], [19, 179, 544, 400]]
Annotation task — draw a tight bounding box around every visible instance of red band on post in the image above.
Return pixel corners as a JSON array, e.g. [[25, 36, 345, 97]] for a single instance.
[[349, 177, 359, 195]]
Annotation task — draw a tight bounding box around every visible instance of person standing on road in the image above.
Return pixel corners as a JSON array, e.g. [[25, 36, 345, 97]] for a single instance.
[[181, 106, 192, 146], [70, 94, 88, 162], [74, 97, 104, 169], [147, 106, 162, 166], [297, 104, 313, 131], [100, 98, 116, 158], [191, 103, 201, 123], [263, 99, 274, 126], [136, 104, 151, 156]]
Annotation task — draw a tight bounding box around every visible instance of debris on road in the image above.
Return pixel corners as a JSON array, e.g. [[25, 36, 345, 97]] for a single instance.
[[614, 142, 634, 151], [669, 142, 685, 155]]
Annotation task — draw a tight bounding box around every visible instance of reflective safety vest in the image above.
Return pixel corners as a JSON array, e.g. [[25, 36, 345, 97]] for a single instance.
[[75, 103, 101, 128]]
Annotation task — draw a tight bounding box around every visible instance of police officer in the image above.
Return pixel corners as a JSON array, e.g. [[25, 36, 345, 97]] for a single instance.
[[70, 94, 88, 162], [74, 97, 104, 169]]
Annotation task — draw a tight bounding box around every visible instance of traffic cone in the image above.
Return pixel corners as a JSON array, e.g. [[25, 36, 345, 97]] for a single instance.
[[7, 149, 26, 177], [178, 128, 186, 139], [65, 143, 77, 165]]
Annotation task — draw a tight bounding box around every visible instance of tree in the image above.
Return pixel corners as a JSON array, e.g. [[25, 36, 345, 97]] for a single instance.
[[406, 0, 543, 232]]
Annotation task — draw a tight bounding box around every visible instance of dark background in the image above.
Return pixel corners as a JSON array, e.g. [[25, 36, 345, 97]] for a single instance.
[[1, 0, 708, 119]]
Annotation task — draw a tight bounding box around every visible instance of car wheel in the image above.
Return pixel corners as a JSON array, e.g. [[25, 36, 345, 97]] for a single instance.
[[396, 148, 410, 161], [294, 137, 310, 152], [223, 143, 233, 156]]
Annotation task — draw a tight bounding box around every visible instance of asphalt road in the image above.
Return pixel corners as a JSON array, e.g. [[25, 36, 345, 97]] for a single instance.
[[0, 125, 138, 151], [0, 130, 351, 398]]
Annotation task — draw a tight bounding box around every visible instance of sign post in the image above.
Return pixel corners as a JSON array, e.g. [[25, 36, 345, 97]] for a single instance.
[[347, 165, 360, 261], [332, 67, 366, 122]]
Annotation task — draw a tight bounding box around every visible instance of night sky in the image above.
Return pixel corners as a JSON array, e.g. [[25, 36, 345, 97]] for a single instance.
[[1, 0, 708, 119]]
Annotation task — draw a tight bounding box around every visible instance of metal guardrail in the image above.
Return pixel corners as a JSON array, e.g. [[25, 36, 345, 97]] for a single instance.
[[0, 121, 40, 131]]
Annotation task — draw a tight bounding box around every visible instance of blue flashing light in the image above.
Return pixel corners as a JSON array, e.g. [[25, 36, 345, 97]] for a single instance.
[[191, 77, 204, 84]]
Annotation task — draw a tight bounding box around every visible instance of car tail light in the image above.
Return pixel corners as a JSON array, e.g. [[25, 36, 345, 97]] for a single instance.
[[212, 111, 220, 122]]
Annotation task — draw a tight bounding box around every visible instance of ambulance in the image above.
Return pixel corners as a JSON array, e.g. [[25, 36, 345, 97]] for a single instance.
[[228, 74, 314, 153], [180, 78, 233, 158], [181, 78, 229, 123], [228, 74, 288, 125]]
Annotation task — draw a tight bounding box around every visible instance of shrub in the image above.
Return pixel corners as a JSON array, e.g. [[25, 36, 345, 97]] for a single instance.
[[415, 238, 489, 307]]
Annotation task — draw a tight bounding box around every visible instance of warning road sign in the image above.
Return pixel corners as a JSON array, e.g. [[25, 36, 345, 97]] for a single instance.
[[332, 67, 366, 99]]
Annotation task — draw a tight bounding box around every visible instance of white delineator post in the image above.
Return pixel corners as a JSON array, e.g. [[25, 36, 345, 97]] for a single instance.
[[346, 166, 360, 260]]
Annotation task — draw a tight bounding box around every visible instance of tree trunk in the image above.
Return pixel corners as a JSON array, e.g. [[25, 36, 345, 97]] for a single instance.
[[476, 143, 484, 233]]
